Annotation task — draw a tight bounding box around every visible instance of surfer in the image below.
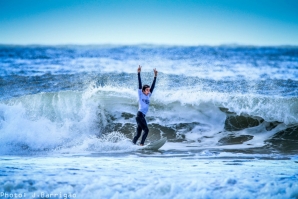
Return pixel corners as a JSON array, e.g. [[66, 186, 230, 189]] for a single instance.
[[133, 65, 158, 146]]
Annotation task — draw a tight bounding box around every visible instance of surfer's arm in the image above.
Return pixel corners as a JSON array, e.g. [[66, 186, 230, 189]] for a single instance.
[[138, 73, 142, 89], [150, 68, 158, 93], [137, 66, 142, 89]]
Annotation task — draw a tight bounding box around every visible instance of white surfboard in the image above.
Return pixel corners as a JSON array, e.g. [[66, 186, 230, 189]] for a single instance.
[[139, 138, 167, 150]]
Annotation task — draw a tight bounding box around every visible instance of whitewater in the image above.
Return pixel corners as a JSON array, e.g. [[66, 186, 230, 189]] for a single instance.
[[0, 45, 298, 198]]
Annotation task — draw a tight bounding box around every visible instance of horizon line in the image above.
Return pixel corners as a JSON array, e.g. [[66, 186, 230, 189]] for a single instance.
[[1, 43, 298, 48]]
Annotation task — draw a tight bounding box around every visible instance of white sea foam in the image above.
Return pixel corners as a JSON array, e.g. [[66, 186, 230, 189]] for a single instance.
[[1, 156, 298, 199]]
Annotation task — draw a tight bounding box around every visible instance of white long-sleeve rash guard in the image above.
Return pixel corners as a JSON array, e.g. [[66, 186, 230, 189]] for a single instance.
[[138, 89, 152, 115], [137, 73, 156, 115]]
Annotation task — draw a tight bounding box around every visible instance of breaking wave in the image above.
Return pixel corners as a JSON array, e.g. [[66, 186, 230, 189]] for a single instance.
[[0, 84, 297, 154]]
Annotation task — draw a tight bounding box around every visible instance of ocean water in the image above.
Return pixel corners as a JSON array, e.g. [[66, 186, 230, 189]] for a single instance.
[[0, 45, 298, 199]]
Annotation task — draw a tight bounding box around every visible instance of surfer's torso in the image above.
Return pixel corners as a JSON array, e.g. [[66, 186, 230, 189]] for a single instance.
[[138, 89, 152, 115]]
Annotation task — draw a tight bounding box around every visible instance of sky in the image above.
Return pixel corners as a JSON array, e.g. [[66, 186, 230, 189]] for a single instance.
[[0, 0, 298, 46]]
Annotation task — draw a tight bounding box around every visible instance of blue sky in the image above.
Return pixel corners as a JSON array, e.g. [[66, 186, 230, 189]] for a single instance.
[[0, 0, 297, 45]]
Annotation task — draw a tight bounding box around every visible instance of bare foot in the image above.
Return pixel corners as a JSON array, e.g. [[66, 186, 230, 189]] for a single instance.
[[140, 144, 144, 146]]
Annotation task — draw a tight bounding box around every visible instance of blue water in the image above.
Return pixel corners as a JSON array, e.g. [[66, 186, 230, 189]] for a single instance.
[[0, 45, 298, 198]]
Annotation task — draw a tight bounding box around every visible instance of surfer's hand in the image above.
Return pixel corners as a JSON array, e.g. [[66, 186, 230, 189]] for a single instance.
[[153, 68, 158, 77], [138, 65, 142, 73]]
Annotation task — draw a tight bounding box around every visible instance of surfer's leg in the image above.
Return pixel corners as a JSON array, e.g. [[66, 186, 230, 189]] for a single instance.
[[133, 125, 142, 144], [133, 117, 143, 144], [140, 118, 149, 145]]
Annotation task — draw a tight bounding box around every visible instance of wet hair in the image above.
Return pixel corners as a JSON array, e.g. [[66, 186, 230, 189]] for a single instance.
[[142, 85, 150, 92]]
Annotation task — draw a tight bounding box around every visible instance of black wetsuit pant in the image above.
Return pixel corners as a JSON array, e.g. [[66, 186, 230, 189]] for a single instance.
[[133, 111, 149, 145]]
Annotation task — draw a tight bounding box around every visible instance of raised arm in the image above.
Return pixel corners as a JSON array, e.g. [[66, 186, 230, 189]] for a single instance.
[[150, 68, 158, 93], [137, 65, 142, 89]]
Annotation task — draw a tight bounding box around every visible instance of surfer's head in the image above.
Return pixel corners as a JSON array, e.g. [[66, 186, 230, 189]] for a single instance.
[[142, 85, 150, 96]]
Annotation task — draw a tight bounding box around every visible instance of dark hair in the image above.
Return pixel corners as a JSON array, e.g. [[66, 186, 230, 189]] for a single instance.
[[142, 85, 150, 91]]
